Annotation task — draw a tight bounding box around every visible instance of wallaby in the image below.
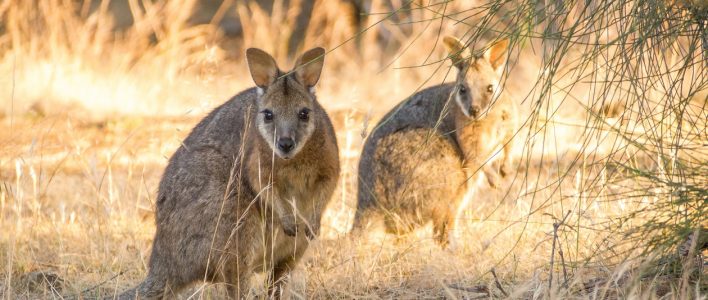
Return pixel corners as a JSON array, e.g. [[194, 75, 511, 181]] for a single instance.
[[354, 36, 517, 247], [110, 47, 340, 299]]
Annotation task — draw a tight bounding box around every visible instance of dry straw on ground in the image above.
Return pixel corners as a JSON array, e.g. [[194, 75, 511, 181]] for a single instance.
[[0, 0, 705, 299]]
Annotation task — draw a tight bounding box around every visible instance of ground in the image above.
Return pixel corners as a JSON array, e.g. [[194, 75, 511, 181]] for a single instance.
[[2, 104, 703, 298]]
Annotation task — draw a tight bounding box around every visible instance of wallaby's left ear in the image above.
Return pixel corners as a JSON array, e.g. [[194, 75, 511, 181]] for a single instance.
[[294, 47, 325, 89], [484, 39, 510, 74], [443, 36, 471, 69]]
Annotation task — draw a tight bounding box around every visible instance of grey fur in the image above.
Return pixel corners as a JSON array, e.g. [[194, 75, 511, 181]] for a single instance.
[[111, 48, 339, 299]]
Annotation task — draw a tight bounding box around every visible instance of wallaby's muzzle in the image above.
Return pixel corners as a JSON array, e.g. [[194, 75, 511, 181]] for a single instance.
[[470, 105, 481, 118], [277, 137, 295, 154]]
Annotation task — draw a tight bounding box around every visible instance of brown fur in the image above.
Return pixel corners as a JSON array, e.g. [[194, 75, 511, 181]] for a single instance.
[[110, 47, 339, 299], [354, 36, 518, 247], [448, 37, 518, 188], [368, 128, 466, 245]]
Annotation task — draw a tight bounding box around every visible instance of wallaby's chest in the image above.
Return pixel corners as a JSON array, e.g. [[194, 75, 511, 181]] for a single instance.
[[455, 107, 510, 160], [272, 165, 320, 199]]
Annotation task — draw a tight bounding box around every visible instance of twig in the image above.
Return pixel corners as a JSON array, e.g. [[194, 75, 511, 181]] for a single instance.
[[549, 227, 558, 290], [559, 211, 572, 289], [490, 268, 508, 297], [558, 241, 569, 288], [448, 283, 489, 295], [80, 269, 127, 295], [549, 210, 572, 291]]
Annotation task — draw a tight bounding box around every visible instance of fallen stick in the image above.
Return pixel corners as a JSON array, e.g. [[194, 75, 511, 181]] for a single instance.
[[491, 268, 509, 297]]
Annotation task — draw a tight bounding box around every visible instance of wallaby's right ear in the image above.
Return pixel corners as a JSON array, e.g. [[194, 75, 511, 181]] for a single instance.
[[443, 36, 470, 69], [483, 38, 510, 75], [246, 48, 279, 88]]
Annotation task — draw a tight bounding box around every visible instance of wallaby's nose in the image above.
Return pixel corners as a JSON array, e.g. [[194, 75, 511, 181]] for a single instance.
[[277, 137, 295, 153], [470, 105, 481, 117]]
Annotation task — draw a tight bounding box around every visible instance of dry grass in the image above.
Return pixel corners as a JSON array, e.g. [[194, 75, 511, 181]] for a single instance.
[[1, 0, 706, 299]]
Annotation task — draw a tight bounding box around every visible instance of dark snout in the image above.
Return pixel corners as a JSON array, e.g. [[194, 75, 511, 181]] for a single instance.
[[277, 137, 295, 153]]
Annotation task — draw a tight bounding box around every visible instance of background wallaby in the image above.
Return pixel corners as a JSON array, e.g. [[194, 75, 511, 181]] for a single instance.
[[354, 36, 518, 247], [111, 47, 340, 299]]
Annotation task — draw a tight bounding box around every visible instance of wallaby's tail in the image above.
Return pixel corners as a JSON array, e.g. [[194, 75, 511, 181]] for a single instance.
[[105, 276, 167, 300]]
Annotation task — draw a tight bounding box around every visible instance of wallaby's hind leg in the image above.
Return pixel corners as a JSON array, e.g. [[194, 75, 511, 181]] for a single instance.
[[351, 209, 387, 238], [432, 216, 450, 248], [433, 184, 468, 248], [112, 273, 170, 300], [213, 253, 252, 299], [223, 268, 252, 300], [218, 219, 258, 299], [267, 253, 305, 300]]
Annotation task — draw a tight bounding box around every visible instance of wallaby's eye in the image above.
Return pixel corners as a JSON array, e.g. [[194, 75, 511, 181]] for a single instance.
[[459, 86, 467, 94], [262, 109, 274, 122], [299, 108, 310, 121], [487, 84, 494, 93]]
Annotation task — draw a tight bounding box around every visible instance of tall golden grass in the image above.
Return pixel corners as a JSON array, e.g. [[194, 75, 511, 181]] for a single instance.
[[1, 0, 705, 299]]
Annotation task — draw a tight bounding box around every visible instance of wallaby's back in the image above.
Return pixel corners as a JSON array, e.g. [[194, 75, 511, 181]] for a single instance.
[[355, 84, 470, 247], [114, 89, 261, 300], [356, 84, 458, 213], [365, 127, 465, 237]]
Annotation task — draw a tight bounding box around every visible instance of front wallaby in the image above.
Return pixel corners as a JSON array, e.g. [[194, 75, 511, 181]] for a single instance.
[[354, 36, 517, 247], [110, 47, 340, 299]]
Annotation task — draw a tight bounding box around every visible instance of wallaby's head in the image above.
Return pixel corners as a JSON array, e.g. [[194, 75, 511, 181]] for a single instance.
[[443, 36, 509, 119], [246, 47, 325, 160]]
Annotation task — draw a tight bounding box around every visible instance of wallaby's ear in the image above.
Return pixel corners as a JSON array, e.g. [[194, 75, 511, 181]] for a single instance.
[[246, 48, 279, 88], [484, 39, 509, 74], [443, 36, 470, 68], [294, 47, 325, 89]]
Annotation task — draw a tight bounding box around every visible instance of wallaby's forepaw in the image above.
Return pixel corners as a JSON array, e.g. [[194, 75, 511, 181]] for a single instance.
[[435, 233, 450, 249], [283, 224, 298, 237], [304, 224, 319, 240], [499, 163, 511, 178], [485, 171, 501, 188], [433, 222, 450, 248]]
